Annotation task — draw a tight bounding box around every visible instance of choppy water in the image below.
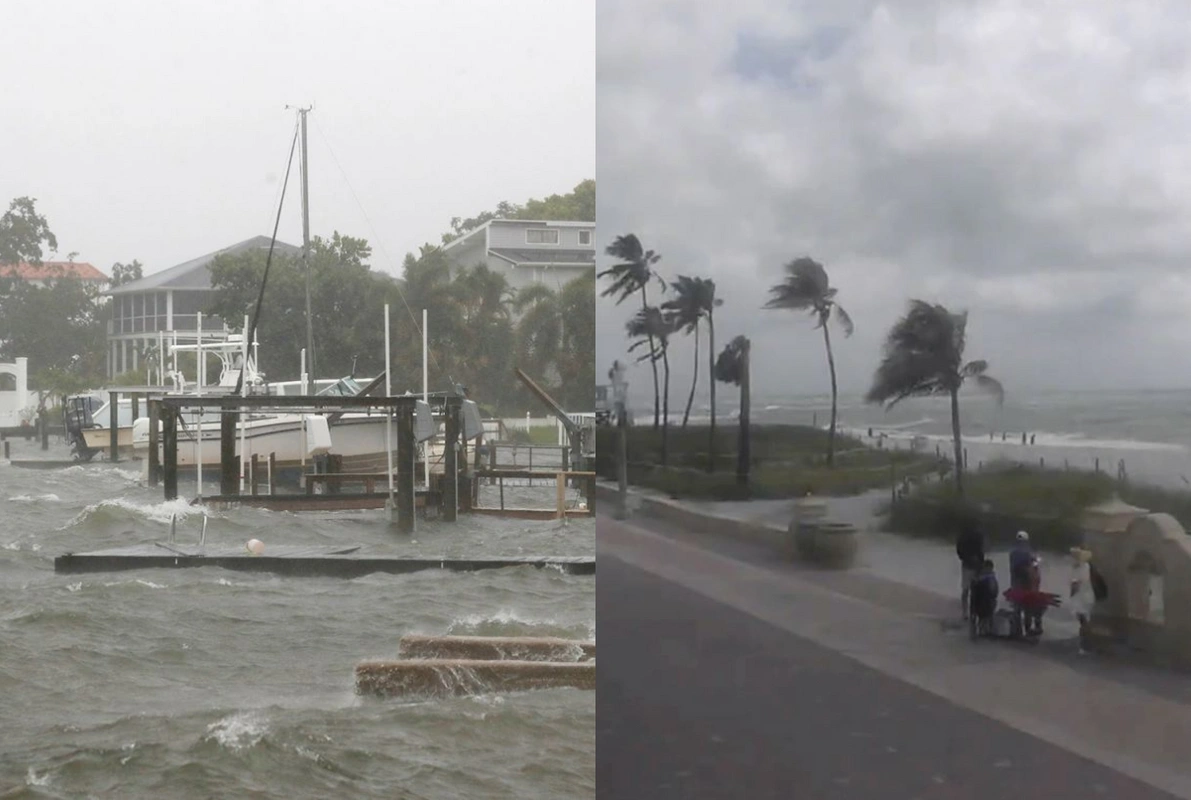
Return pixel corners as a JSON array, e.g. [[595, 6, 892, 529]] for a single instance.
[[0, 440, 594, 799], [638, 389, 1191, 490]]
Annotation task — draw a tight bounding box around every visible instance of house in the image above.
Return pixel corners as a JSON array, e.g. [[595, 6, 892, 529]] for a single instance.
[[439, 219, 595, 298], [0, 260, 107, 289], [105, 235, 300, 378]]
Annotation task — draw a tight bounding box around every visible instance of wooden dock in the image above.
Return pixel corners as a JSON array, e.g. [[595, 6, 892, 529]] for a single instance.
[[53, 544, 595, 578]]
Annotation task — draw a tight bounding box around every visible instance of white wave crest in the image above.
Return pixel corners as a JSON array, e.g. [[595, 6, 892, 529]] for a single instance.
[[61, 497, 199, 528], [8, 493, 61, 503], [205, 711, 268, 752], [26, 766, 50, 786]]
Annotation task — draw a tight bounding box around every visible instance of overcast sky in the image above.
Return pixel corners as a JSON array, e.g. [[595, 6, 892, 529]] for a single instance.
[[597, 0, 1191, 399], [2, 0, 593, 278]]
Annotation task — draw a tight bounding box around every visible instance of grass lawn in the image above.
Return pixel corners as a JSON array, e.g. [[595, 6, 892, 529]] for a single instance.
[[886, 459, 1191, 551], [504, 425, 561, 446], [594, 423, 945, 500]]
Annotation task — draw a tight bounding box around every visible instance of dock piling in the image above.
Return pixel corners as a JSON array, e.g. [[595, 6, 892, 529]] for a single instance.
[[396, 405, 415, 533], [147, 399, 160, 487], [443, 397, 459, 522], [109, 391, 119, 462], [162, 405, 178, 501], [220, 407, 238, 496]]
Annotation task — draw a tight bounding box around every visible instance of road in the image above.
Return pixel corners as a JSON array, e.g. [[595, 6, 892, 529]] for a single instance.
[[597, 520, 1181, 799]]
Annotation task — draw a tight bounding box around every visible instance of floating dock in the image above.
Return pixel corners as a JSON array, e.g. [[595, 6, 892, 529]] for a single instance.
[[357, 635, 596, 698], [53, 544, 595, 578]]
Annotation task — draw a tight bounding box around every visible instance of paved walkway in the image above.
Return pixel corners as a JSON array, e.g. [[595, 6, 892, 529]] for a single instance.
[[600, 507, 1191, 798], [599, 547, 1182, 799]]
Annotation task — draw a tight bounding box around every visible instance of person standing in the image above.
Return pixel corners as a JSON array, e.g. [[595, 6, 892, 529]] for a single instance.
[[955, 515, 985, 620], [1069, 547, 1096, 654], [1009, 531, 1034, 590]]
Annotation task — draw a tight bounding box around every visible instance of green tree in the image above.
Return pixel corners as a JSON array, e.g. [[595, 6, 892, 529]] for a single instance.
[[556, 272, 595, 411], [600, 233, 665, 428], [0, 197, 57, 266], [865, 300, 1004, 496], [110, 260, 144, 287], [627, 305, 673, 466], [0, 277, 106, 390], [764, 257, 853, 467], [207, 232, 388, 383], [714, 335, 751, 488]]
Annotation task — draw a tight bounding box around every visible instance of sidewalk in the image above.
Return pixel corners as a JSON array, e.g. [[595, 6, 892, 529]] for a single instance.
[[599, 484, 1191, 798]]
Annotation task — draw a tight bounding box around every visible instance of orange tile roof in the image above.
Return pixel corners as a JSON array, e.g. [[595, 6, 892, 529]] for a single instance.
[[0, 261, 107, 282]]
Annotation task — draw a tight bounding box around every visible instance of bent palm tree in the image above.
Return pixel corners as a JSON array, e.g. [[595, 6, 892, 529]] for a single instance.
[[627, 306, 673, 466], [864, 300, 1004, 496], [714, 335, 751, 488], [600, 234, 665, 428], [763, 257, 852, 467], [662, 276, 723, 431]]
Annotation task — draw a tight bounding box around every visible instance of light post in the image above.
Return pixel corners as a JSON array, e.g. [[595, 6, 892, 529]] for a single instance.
[[611, 360, 629, 520]]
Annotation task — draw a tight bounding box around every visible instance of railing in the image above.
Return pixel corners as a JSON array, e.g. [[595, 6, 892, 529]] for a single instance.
[[474, 469, 595, 517]]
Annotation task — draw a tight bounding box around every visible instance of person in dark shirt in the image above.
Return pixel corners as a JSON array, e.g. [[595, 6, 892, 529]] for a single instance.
[[969, 558, 999, 632], [1009, 531, 1035, 590], [955, 516, 985, 620]]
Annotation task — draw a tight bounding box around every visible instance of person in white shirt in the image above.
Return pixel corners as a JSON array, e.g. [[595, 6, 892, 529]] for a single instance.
[[1069, 546, 1095, 655]]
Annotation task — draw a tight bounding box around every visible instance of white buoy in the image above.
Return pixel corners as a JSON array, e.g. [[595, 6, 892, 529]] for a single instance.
[[246, 538, 265, 556]]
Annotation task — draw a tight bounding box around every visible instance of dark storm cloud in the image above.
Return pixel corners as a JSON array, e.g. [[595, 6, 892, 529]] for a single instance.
[[597, 0, 1191, 400]]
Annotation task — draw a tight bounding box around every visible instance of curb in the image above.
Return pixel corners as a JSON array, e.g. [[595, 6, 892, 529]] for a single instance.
[[595, 481, 786, 552]]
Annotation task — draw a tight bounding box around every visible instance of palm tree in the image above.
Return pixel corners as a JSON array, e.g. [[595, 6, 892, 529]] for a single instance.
[[704, 279, 721, 472], [513, 282, 562, 385], [600, 234, 665, 428], [627, 306, 673, 466], [661, 276, 722, 430], [865, 300, 1004, 496], [714, 335, 751, 487], [763, 257, 852, 467]]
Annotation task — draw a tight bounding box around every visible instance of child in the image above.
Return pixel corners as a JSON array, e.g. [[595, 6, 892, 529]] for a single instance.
[[969, 559, 999, 635]]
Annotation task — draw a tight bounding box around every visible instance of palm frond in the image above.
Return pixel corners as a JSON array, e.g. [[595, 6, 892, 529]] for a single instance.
[[973, 374, 1005, 405], [833, 304, 854, 337], [960, 359, 987, 377]]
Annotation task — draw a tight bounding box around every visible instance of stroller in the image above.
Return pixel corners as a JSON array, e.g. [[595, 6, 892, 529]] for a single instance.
[[1003, 586, 1062, 640]]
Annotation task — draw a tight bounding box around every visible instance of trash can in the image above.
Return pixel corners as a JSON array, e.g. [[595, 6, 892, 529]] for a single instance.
[[812, 521, 858, 569], [787, 495, 827, 560]]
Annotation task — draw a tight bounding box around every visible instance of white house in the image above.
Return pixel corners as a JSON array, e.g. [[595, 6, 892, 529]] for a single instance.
[[440, 219, 595, 298], [0, 357, 35, 426]]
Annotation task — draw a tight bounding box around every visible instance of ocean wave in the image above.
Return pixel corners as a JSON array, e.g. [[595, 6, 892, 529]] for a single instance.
[[445, 610, 592, 640], [204, 711, 269, 752], [8, 493, 61, 503], [60, 497, 202, 529], [841, 425, 1187, 453]]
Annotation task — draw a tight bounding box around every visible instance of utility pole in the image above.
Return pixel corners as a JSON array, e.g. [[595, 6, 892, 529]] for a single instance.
[[611, 360, 629, 520], [298, 106, 315, 387]]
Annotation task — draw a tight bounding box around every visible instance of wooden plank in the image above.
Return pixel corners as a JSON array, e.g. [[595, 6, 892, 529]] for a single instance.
[[398, 635, 595, 662]]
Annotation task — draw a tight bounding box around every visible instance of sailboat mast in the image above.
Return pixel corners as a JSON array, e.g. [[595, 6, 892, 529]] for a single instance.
[[299, 106, 315, 387]]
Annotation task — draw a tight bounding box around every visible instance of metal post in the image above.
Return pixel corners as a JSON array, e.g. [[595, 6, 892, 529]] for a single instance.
[[443, 397, 459, 521], [422, 307, 429, 490], [147, 399, 160, 487], [300, 107, 315, 386], [612, 361, 628, 520], [162, 404, 178, 501], [251, 453, 260, 495], [109, 391, 119, 462], [384, 304, 395, 520], [196, 312, 204, 499], [268, 451, 276, 495], [132, 394, 140, 423]]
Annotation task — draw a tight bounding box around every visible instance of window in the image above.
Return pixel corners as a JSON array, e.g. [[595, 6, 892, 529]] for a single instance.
[[578, 230, 592, 246], [526, 228, 559, 245]]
